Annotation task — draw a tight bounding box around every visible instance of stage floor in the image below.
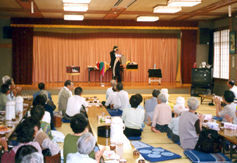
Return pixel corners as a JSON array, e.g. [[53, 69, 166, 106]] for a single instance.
[[18, 82, 191, 95]]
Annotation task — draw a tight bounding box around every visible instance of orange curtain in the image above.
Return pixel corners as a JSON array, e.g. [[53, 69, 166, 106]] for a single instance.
[[33, 32, 178, 83]]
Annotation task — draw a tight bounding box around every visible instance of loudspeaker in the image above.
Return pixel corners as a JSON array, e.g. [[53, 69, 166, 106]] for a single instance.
[[199, 28, 210, 44], [3, 26, 12, 39]]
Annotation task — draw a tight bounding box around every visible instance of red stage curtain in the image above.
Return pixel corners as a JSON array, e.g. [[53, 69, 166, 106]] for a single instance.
[[33, 32, 178, 83], [12, 27, 33, 84]]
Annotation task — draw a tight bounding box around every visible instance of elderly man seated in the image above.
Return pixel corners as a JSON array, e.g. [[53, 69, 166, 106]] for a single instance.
[[67, 132, 104, 163]]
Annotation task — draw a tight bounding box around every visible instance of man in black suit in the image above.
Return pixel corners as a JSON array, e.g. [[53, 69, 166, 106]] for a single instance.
[[110, 46, 122, 82]]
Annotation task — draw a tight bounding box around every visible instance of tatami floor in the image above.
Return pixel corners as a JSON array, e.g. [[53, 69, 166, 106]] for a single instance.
[[51, 92, 217, 163]]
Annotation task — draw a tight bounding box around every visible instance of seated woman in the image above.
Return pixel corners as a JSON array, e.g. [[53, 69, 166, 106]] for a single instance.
[[151, 93, 172, 133], [63, 114, 89, 162], [215, 90, 236, 123], [179, 97, 204, 150], [122, 95, 145, 137], [1, 117, 42, 163], [33, 94, 55, 130], [67, 133, 103, 163], [31, 105, 53, 139]]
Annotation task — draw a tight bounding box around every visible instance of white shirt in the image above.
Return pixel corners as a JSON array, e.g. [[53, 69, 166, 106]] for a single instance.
[[64, 86, 73, 97], [122, 107, 145, 130], [106, 87, 113, 100], [105, 92, 121, 109], [168, 117, 180, 136], [66, 95, 88, 117], [117, 90, 129, 110], [41, 111, 51, 124], [230, 85, 237, 99], [67, 152, 96, 163]]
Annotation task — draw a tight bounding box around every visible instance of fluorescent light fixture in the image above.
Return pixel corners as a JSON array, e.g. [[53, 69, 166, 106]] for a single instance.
[[137, 16, 159, 22], [62, 0, 91, 4], [153, 6, 182, 13], [63, 3, 88, 12], [168, 0, 201, 7], [64, 15, 84, 20]]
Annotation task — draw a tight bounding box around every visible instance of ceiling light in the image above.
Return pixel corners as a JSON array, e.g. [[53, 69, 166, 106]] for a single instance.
[[153, 6, 182, 13], [63, 3, 88, 12], [168, 0, 201, 7], [137, 16, 159, 22], [64, 15, 84, 21], [62, 0, 91, 3]]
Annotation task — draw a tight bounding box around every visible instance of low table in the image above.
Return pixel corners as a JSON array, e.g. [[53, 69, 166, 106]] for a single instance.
[[199, 94, 214, 104]]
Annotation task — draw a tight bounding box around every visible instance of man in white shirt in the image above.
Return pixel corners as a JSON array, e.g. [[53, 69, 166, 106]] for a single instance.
[[117, 83, 129, 112], [105, 87, 121, 110], [58, 80, 74, 117], [227, 80, 237, 100], [65, 87, 88, 119], [106, 79, 117, 100]]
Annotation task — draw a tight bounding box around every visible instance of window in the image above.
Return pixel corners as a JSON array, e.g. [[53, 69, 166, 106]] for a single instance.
[[213, 29, 229, 79]]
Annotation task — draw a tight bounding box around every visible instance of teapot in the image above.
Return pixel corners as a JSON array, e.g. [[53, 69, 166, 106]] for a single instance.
[[110, 116, 125, 144]]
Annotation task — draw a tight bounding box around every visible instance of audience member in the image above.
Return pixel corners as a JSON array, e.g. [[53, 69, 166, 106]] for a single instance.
[[144, 89, 160, 124], [173, 97, 189, 117], [2, 75, 22, 97], [15, 145, 38, 163], [179, 97, 204, 150], [151, 93, 172, 133], [63, 114, 89, 162], [58, 80, 74, 117], [31, 105, 53, 139], [104, 86, 121, 115], [215, 90, 236, 123], [67, 132, 104, 163], [33, 82, 52, 101], [0, 84, 10, 111], [65, 87, 88, 119], [106, 79, 117, 100], [26, 117, 60, 156], [122, 95, 145, 137], [227, 80, 237, 100], [117, 83, 129, 114], [33, 94, 55, 130], [135, 94, 144, 110], [1, 117, 42, 163], [160, 88, 169, 103], [21, 152, 44, 163]]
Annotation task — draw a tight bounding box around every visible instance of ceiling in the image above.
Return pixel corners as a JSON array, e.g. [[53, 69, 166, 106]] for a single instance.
[[1, 0, 237, 21]]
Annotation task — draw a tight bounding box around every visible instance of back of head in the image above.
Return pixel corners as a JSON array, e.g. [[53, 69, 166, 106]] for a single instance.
[[2, 75, 10, 84], [21, 152, 44, 163], [74, 87, 83, 95], [70, 114, 88, 134], [152, 89, 160, 98], [130, 95, 140, 108], [224, 90, 235, 103], [228, 80, 235, 87], [15, 118, 35, 143], [157, 93, 168, 103], [15, 145, 38, 163], [110, 80, 117, 87], [33, 94, 47, 107], [77, 132, 96, 155], [30, 105, 45, 122], [39, 90, 48, 101], [116, 82, 123, 91], [38, 83, 45, 90], [135, 94, 143, 105], [1, 84, 9, 94], [64, 80, 72, 87], [187, 97, 199, 111], [113, 46, 118, 51]]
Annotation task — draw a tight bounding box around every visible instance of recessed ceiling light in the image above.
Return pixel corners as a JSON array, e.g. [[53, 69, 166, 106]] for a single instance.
[[63, 3, 88, 12], [62, 0, 91, 3], [137, 16, 159, 22], [168, 0, 201, 7], [64, 15, 84, 20], [153, 6, 182, 13]]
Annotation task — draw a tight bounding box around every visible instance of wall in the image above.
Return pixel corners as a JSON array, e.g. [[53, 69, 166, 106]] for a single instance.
[[0, 18, 12, 84]]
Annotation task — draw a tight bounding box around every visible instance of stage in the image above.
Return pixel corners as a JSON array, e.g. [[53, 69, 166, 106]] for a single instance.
[[18, 82, 191, 95]]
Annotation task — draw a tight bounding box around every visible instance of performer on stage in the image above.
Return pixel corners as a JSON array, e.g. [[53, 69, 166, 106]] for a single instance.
[[110, 46, 122, 82]]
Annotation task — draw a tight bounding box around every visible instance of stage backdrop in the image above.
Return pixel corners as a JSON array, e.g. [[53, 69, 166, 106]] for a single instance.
[[33, 32, 178, 83]]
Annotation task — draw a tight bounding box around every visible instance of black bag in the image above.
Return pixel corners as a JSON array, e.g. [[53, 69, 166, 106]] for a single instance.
[[195, 128, 223, 153]]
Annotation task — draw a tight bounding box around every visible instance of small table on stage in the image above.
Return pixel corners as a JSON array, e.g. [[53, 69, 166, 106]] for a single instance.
[[148, 69, 162, 85]]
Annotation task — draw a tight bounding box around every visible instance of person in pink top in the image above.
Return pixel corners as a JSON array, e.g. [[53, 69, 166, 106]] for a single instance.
[[151, 93, 172, 133]]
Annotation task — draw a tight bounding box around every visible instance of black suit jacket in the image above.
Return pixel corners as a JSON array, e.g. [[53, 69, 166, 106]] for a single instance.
[[110, 50, 116, 68]]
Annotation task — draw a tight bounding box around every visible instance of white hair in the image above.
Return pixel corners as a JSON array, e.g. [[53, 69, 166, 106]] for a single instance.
[[157, 93, 168, 103], [2, 75, 11, 84], [77, 132, 96, 154], [21, 152, 44, 163], [187, 97, 199, 111]]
